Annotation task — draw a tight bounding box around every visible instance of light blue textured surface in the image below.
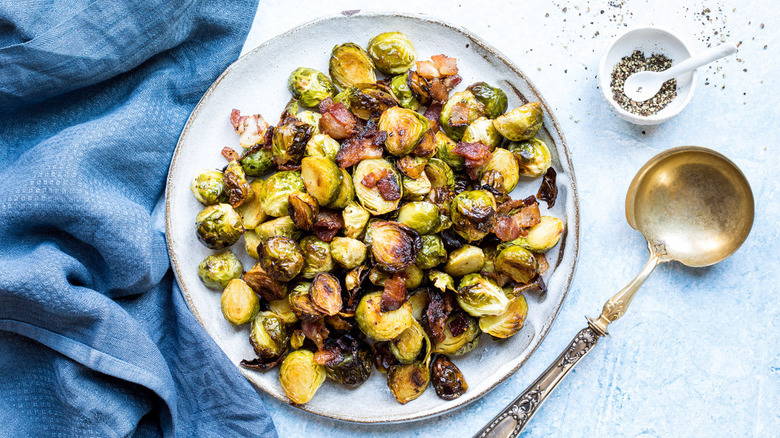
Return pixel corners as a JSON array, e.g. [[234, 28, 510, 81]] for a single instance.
[[245, 1, 779, 436]]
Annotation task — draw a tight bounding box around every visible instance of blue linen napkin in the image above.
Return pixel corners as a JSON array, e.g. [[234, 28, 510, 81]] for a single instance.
[[0, 0, 277, 436]]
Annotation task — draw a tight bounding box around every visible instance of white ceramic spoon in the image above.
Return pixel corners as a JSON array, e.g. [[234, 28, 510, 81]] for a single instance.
[[624, 43, 737, 101]]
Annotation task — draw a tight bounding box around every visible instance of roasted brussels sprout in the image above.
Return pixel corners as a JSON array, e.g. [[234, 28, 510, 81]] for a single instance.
[[287, 191, 318, 231], [261, 171, 305, 217], [424, 158, 455, 190], [507, 137, 552, 178], [250, 311, 289, 359], [367, 32, 416, 74], [431, 355, 468, 400], [298, 235, 334, 279], [401, 173, 432, 201], [479, 294, 528, 338], [478, 148, 520, 193], [191, 170, 227, 205], [272, 119, 313, 166], [432, 314, 480, 355], [493, 102, 543, 141], [450, 190, 497, 242], [439, 91, 486, 141], [379, 107, 430, 156], [353, 159, 402, 215], [195, 203, 244, 250], [288, 67, 337, 107], [244, 230, 261, 259], [389, 72, 420, 110], [456, 273, 509, 317], [355, 291, 414, 341], [329, 42, 376, 89], [310, 273, 342, 316], [408, 289, 430, 321], [416, 235, 447, 269], [305, 133, 340, 161], [243, 262, 288, 300], [347, 83, 398, 120], [269, 297, 299, 324], [367, 221, 422, 273], [444, 244, 485, 277], [494, 244, 538, 284], [462, 117, 501, 150], [342, 200, 371, 239], [301, 156, 342, 205], [326, 169, 354, 209], [223, 160, 250, 208], [467, 82, 508, 119], [390, 319, 428, 364], [238, 180, 268, 229], [396, 201, 440, 235], [387, 362, 429, 404], [325, 343, 372, 387], [221, 279, 260, 325], [240, 147, 274, 176], [260, 236, 304, 282], [288, 282, 324, 322], [330, 237, 367, 269], [429, 270, 456, 293], [434, 131, 465, 171], [279, 349, 326, 404], [514, 216, 564, 252], [255, 215, 301, 241], [198, 251, 243, 290]]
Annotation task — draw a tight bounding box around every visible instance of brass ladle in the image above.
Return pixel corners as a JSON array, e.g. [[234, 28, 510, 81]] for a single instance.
[[476, 146, 754, 438]]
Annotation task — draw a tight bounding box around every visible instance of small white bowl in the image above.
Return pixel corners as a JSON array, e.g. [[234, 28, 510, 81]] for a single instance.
[[599, 26, 697, 125]]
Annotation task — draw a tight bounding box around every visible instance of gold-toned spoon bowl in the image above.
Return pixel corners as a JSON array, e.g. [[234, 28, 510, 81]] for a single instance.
[[476, 146, 754, 438]]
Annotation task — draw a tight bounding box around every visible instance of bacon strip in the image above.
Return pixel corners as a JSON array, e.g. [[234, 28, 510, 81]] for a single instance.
[[381, 274, 408, 312], [493, 215, 521, 242], [230, 109, 268, 148], [376, 172, 401, 201], [453, 142, 492, 180], [431, 54, 458, 76], [301, 319, 329, 351], [516, 202, 541, 228], [312, 209, 344, 242], [318, 97, 357, 139], [361, 168, 388, 188], [447, 313, 468, 337], [423, 289, 456, 343], [416, 60, 440, 79]]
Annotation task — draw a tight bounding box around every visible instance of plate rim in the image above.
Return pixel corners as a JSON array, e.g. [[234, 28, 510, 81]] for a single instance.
[[165, 10, 580, 424]]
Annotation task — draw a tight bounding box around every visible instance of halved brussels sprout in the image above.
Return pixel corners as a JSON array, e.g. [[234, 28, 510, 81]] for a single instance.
[[240, 147, 274, 176], [369, 264, 423, 290], [260, 236, 304, 282], [367, 32, 416, 74], [507, 137, 552, 178], [325, 338, 372, 387], [297, 110, 321, 134], [244, 230, 261, 259], [221, 279, 260, 325], [379, 107, 430, 156], [408, 289, 430, 321], [444, 244, 485, 277], [269, 297, 299, 324], [389, 72, 420, 110], [272, 118, 313, 166], [493, 102, 543, 141], [342, 200, 371, 239], [326, 169, 354, 209], [479, 294, 528, 338], [355, 291, 414, 341], [348, 83, 398, 120], [450, 190, 497, 242], [387, 362, 430, 404], [514, 216, 564, 252], [261, 171, 305, 217], [288, 67, 337, 107], [310, 273, 342, 316], [330, 237, 367, 269], [301, 156, 342, 205], [279, 349, 326, 404], [195, 203, 244, 250], [402, 173, 432, 201], [255, 215, 301, 241], [329, 42, 377, 90], [424, 158, 455, 190], [429, 270, 456, 293], [191, 170, 227, 205], [367, 221, 421, 273], [467, 82, 508, 119], [305, 134, 340, 161], [353, 159, 402, 215], [416, 235, 447, 270], [243, 262, 288, 300], [439, 90, 486, 141], [462, 117, 501, 150], [456, 273, 509, 317], [238, 180, 268, 229], [298, 235, 334, 279], [250, 311, 289, 359], [494, 244, 538, 284], [288, 282, 324, 322], [390, 319, 428, 364], [287, 191, 318, 231], [396, 201, 440, 235], [432, 314, 480, 356], [435, 131, 465, 171], [478, 148, 520, 193], [198, 250, 243, 290], [431, 355, 468, 400]]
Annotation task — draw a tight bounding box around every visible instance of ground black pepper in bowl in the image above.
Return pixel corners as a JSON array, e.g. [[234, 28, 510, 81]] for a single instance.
[[610, 50, 677, 116]]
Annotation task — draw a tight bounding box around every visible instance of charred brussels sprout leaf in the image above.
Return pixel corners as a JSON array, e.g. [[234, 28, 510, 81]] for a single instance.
[[301, 156, 342, 205], [407, 71, 432, 107], [250, 311, 289, 359], [355, 291, 413, 341], [467, 82, 508, 119], [288, 282, 324, 322], [493, 102, 544, 141], [507, 137, 552, 178], [494, 244, 538, 284], [260, 236, 304, 282], [431, 355, 468, 400], [198, 251, 243, 290], [432, 314, 480, 355], [261, 171, 305, 217], [479, 148, 520, 193], [273, 120, 313, 166], [288, 67, 337, 108], [367, 32, 417, 74], [298, 235, 335, 279], [379, 107, 430, 156], [429, 270, 456, 293], [368, 221, 422, 273], [324, 335, 373, 387], [191, 170, 227, 205], [387, 362, 430, 404], [330, 237, 367, 269], [195, 203, 244, 250], [416, 235, 447, 270], [348, 83, 398, 121], [329, 42, 377, 90], [279, 350, 326, 404], [310, 273, 343, 316], [479, 294, 528, 338], [221, 279, 260, 325], [444, 244, 485, 277], [439, 91, 486, 141], [456, 273, 509, 317], [450, 190, 496, 242], [287, 190, 319, 231]]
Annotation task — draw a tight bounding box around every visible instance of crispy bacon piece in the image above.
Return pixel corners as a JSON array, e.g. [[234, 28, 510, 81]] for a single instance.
[[423, 289, 456, 343], [516, 202, 541, 228], [301, 319, 329, 351], [447, 312, 468, 337], [312, 209, 344, 242], [423, 102, 443, 122], [230, 109, 269, 149], [453, 142, 492, 180], [536, 253, 549, 276], [449, 102, 471, 126], [376, 171, 401, 201], [221, 147, 240, 162], [416, 60, 440, 79], [442, 74, 462, 89], [318, 97, 357, 139], [537, 167, 558, 208], [381, 274, 408, 312], [493, 215, 521, 242], [313, 349, 341, 367], [336, 137, 383, 169], [431, 54, 458, 76], [277, 163, 301, 171], [361, 168, 388, 188], [396, 155, 427, 179], [497, 196, 535, 215], [430, 79, 450, 102]]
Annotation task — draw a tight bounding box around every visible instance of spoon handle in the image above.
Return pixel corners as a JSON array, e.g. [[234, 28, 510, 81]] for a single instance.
[[660, 43, 737, 81], [473, 327, 602, 438]]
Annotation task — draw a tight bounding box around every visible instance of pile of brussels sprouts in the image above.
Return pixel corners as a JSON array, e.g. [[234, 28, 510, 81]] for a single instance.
[[191, 31, 564, 406]]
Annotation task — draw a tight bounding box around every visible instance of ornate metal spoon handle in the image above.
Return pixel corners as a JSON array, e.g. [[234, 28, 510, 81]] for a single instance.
[[473, 327, 601, 438]]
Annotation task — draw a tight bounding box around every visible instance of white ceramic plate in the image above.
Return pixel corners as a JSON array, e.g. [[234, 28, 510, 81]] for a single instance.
[[166, 11, 579, 423]]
